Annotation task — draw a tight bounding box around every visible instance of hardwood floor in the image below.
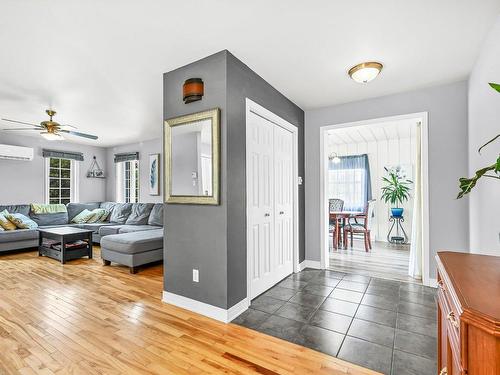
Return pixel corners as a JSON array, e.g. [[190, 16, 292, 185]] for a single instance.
[[0, 247, 379, 375], [329, 238, 420, 283]]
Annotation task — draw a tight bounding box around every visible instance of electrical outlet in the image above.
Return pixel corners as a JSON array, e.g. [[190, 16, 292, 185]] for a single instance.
[[192, 269, 199, 283]]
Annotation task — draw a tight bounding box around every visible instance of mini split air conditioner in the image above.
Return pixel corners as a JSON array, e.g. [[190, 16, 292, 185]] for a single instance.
[[0, 144, 34, 161]]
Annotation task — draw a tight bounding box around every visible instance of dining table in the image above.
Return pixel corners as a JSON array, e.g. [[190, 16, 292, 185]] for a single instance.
[[329, 211, 364, 250]]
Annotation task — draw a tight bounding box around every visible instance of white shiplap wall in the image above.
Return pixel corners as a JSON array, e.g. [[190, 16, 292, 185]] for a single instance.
[[328, 123, 417, 243]]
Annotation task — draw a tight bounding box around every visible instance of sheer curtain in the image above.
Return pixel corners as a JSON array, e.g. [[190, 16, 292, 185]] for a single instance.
[[409, 122, 422, 279], [328, 154, 372, 212]]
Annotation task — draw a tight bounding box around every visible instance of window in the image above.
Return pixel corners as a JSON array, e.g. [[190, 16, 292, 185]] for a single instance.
[[46, 157, 79, 204], [116, 160, 139, 203], [328, 154, 372, 212]]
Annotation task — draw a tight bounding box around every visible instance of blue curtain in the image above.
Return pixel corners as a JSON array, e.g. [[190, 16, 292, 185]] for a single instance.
[[329, 154, 372, 211]]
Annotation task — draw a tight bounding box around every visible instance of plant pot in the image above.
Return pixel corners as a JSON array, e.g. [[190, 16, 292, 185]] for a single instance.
[[391, 208, 404, 217]]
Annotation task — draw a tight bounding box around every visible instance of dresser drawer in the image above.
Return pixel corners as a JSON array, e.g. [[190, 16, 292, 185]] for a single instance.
[[437, 285, 461, 362]]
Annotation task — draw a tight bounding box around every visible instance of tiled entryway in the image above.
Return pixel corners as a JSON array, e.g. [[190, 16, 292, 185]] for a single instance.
[[233, 269, 437, 375]]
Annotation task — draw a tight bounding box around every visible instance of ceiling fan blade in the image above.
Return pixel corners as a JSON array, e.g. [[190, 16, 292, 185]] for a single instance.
[[60, 124, 77, 129], [1, 118, 42, 127], [1, 128, 40, 131], [60, 129, 98, 140]]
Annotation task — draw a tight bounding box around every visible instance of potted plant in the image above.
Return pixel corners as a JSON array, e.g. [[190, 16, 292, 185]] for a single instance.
[[457, 83, 500, 198], [381, 167, 412, 217]]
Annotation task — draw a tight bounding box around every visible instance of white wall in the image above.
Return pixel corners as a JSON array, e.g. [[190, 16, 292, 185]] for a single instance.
[[105, 137, 163, 203], [0, 133, 106, 204], [306, 81, 469, 280], [468, 15, 500, 255], [329, 134, 416, 243]]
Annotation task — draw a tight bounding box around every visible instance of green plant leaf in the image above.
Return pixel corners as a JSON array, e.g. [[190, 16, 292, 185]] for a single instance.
[[489, 82, 500, 93], [457, 164, 496, 198]]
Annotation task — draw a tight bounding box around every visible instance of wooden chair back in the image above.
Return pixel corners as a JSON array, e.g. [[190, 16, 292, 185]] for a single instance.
[[329, 199, 344, 212]]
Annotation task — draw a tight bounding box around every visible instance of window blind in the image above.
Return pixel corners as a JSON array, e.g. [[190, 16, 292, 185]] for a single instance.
[[42, 149, 84, 161], [114, 152, 139, 163]]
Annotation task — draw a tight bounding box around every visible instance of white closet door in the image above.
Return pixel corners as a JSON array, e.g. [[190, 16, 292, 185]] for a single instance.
[[273, 124, 294, 279], [248, 111, 294, 299]]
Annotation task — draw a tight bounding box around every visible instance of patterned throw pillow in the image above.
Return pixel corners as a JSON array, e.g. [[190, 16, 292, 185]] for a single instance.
[[99, 209, 110, 222], [5, 213, 39, 229], [0, 210, 17, 230], [86, 208, 106, 223], [71, 209, 94, 224]]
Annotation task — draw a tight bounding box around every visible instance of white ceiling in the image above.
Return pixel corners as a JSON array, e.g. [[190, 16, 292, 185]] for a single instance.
[[328, 118, 418, 147], [1, 1, 499, 147]]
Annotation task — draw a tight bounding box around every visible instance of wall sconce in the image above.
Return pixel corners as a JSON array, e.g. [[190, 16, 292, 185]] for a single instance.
[[183, 78, 204, 103]]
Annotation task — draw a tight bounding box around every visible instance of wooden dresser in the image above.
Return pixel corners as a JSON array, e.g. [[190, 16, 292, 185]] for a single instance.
[[436, 252, 500, 375]]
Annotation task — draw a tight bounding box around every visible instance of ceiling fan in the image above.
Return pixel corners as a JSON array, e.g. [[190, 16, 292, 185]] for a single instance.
[[1, 109, 98, 141]]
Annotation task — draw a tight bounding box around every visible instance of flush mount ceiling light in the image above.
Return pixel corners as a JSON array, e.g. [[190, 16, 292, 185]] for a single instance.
[[348, 62, 383, 83]]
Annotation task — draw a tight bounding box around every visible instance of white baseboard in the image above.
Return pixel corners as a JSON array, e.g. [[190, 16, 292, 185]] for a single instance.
[[298, 260, 322, 271], [162, 291, 249, 323]]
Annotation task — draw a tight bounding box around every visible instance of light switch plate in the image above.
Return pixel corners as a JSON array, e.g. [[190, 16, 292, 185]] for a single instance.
[[193, 269, 199, 283]]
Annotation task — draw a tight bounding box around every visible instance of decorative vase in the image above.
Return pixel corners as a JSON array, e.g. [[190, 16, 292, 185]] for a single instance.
[[391, 207, 404, 217]]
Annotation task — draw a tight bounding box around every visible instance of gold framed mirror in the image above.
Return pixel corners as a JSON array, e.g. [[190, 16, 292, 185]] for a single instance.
[[164, 108, 220, 204]]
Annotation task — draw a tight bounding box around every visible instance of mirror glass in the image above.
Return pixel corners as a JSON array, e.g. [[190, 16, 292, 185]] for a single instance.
[[170, 118, 213, 196]]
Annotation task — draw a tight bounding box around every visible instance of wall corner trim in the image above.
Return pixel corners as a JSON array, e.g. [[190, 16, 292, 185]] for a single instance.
[[162, 291, 249, 323], [298, 260, 322, 271]]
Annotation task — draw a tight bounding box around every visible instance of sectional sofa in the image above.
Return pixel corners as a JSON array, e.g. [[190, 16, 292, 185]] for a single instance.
[[0, 202, 164, 272]]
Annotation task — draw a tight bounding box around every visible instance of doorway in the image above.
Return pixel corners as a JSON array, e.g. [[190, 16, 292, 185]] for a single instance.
[[319, 113, 431, 286], [245, 99, 299, 301]]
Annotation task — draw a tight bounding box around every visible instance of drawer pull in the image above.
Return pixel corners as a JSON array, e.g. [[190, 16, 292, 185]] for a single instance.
[[438, 280, 445, 291], [446, 312, 459, 329], [439, 367, 447, 375]]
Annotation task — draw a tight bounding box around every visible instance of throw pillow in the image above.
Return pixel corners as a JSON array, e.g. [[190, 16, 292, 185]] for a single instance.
[[71, 209, 94, 224], [30, 203, 67, 214], [86, 208, 106, 223], [5, 213, 38, 229], [0, 210, 17, 230], [99, 209, 110, 222]]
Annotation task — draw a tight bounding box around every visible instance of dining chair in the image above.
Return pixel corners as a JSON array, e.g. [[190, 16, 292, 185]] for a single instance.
[[343, 199, 376, 252], [329, 199, 344, 248]]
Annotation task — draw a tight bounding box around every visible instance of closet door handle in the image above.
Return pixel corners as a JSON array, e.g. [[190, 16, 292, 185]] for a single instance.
[[264, 213, 271, 217], [279, 211, 284, 215]]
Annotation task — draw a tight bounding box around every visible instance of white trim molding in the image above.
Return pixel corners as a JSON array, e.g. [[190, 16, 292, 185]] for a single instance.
[[162, 291, 249, 324], [298, 260, 322, 271]]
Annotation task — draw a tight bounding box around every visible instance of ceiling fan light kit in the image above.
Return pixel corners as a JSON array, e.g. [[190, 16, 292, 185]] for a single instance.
[[348, 61, 383, 83], [1, 109, 98, 141]]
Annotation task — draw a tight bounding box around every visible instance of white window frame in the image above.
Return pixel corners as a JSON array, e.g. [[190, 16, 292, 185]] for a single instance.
[[44, 157, 79, 204], [116, 160, 139, 203]]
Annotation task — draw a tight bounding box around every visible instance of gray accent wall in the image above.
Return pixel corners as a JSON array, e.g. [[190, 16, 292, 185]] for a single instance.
[[468, 15, 500, 255], [305, 81, 469, 279], [225, 52, 305, 307], [0, 133, 106, 204], [105, 138, 163, 203], [163, 50, 305, 310]]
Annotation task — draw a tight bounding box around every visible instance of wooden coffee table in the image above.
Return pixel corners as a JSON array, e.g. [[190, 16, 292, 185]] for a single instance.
[[38, 227, 93, 264]]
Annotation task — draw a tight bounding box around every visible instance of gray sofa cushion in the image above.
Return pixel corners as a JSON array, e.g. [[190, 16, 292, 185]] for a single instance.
[[0, 204, 30, 216], [0, 229, 38, 243], [109, 203, 132, 224], [118, 225, 162, 233], [100, 229, 163, 254], [148, 204, 163, 226], [76, 222, 116, 234], [99, 225, 125, 236], [125, 203, 154, 225], [67, 203, 100, 221], [30, 212, 68, 226], [99, 202, 117, 219]]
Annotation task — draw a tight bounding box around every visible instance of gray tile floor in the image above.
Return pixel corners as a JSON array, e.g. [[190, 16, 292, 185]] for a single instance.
[[233, 269, 438, 375]]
